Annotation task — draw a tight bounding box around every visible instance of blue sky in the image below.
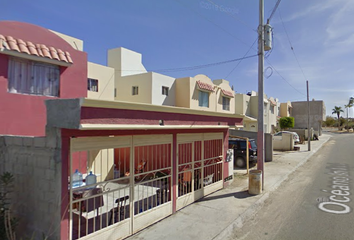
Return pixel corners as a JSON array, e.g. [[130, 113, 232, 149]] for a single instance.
[[2, 0, 354, 117]]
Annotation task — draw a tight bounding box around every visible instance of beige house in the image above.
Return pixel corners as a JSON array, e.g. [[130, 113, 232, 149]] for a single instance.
[[280, 101, 292, 117], [175, 74, 235, 114], [268, 97, 279, 132], [108, 47, 176, 106], [235, 93, 257, 131], [87, 62, 115, 101], [235, 91, 279, 133], [52, 33, 236, 115]]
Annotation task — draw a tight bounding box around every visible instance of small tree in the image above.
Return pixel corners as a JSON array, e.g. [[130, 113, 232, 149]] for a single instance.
[[323, 116, 336, 127], [0, 172, 17, 240], [279, 117, 295, 130]]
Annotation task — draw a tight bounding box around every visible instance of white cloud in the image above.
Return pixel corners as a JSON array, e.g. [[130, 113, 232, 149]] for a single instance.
[[282, 0, 342, 22], [326, 1, 354, 40]]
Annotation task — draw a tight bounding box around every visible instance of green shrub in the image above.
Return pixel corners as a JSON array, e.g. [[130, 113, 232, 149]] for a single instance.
[[0, 172, 17, 240], [279, 117, 295, 130]]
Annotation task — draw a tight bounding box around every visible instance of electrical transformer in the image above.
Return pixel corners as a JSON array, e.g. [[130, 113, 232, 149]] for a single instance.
[[264, 24, 272, 51]]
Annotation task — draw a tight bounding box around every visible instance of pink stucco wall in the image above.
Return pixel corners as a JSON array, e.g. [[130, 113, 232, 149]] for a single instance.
[[0, 21, 87, 136]]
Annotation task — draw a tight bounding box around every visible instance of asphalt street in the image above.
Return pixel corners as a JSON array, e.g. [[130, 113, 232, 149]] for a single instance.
[[231, 132, 354, 240]]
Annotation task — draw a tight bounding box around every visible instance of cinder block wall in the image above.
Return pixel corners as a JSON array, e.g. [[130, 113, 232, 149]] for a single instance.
[[273, 133, 294, 151], [0, 127, 62, 240], [291, 101, 325, 135]]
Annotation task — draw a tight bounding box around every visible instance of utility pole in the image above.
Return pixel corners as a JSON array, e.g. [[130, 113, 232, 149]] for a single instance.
[[307, 80, 311, 151], [257, 0, 265, 189]]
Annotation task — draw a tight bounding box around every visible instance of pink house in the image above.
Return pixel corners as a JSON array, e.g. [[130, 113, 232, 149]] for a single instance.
[[0, 21, 87, 136], [0, 21, 242, 240]]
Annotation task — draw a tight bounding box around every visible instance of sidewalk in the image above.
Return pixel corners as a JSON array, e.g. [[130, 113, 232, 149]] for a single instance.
[[126, 134, 332, 240]]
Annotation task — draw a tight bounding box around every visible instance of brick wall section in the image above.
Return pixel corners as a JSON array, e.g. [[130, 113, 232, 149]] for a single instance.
[[0, 127, 62, 240]]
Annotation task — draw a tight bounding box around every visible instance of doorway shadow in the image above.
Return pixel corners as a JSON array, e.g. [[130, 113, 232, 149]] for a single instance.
[[197, 190, 253, 202]]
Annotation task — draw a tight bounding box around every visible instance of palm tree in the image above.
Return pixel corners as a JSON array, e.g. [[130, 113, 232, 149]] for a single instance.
[[332, 106, 344, 130], [349, 97, 354, 113], [345, 97, 354, 130]]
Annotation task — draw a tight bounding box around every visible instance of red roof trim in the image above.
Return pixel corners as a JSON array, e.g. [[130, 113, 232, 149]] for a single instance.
[[0, 34, 73, 64], [196, 80, 214, 92], [269, 99, 277, 106], [221, 89, 234, 98]]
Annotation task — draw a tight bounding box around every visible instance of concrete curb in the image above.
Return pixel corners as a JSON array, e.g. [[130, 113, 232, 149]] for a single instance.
[[212, 191, 270, 240], [268, 135, 331, 192], [213, 135, 331, 240]]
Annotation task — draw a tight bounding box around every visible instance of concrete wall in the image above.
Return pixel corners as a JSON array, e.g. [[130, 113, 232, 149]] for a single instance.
[[235, 93, 250, 116], [244, 121, 257, 132], [234, 94, 256, 131], [87, 62, 115, 101], [151, 72, 176, 106], [108, 47, 147, 77], [273, 132, 294, 151], [108, 47, 151, 103], [114, 72, 153, 103], [229, 129, 273, 162], [268, 97, 278, 133], [291, 100, 325, 135], [249, 95, 258, 118], [249, 96, 272, 133], [175, 77, 192, 108], [291, 128, 314, 141], [0, 128, 62, 240]]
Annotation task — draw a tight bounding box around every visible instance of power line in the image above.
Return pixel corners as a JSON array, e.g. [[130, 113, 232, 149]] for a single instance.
[[114, 54, 259, 73], [267, 0, 282, 23], [279, 9, 308, 81], [98, 72, 115, 99], [224, 37, 258, 79], [150, 54, 259, 72], [266, 59, 306, 96]]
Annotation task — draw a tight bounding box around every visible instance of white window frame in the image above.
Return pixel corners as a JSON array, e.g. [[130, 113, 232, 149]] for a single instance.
[[8, 57, 60, 97], [222, 96, 230, 111], [198, 90, 209, 107]]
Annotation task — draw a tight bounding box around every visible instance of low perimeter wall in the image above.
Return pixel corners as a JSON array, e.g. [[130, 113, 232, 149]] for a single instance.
[[0, 127, 62, 240], [273, 133, 294, 151]]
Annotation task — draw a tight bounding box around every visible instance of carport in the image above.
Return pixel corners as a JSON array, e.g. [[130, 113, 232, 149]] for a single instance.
[[45, 98, 242, 240]]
